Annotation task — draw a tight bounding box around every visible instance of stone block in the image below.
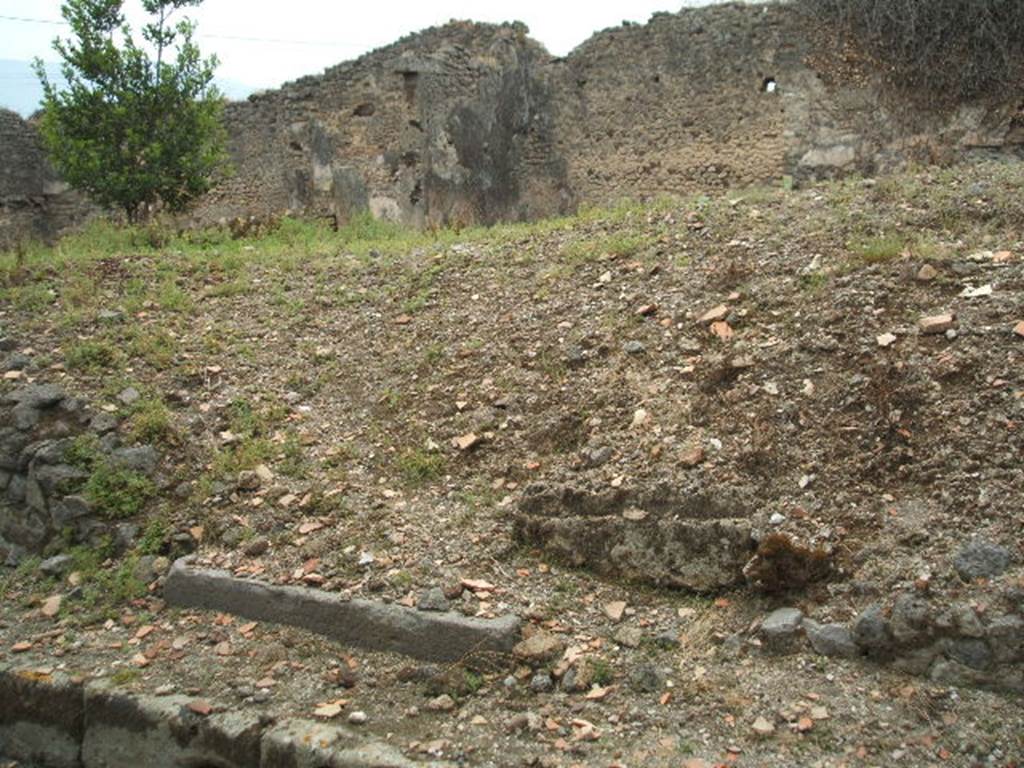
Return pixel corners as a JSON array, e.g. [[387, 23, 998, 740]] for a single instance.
[[759, 607, 803, 653], [803, 619, 857, 658], [260, 719, 442, 768], [853, 605, 894, 659], [515, 482, 755, 591], [164, 559, 521, 663]]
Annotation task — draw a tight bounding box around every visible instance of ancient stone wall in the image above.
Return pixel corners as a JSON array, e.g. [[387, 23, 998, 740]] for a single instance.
[[191, 21, 572, 230], [0, 109, 96, 250], [0, 382, 162, 566], [3, 4, 1023, 243], [548, 5, 795, 201], [549, 2, 1023, 203]]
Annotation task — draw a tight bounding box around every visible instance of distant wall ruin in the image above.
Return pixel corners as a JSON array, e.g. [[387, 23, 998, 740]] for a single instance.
[[191, 21, 571, 231], [2, 2, 1022, 246], [0, 109, 96, 250]]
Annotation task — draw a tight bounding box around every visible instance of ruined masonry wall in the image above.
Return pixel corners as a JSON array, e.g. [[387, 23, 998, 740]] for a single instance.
[[192, 21, 571, 230], [0, 109, 96, 249], [2, 4, 1022, 244]]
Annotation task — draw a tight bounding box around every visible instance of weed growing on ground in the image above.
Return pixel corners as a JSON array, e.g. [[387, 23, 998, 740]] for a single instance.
[[125, 397, 175, 445], [65, 339, 120, 371], [396, 448, 446, 486], [83, 464, 156, 519], [854, 234, 905, 265]]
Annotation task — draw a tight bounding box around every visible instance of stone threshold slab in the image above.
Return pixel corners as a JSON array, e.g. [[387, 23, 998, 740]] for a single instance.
[[164, 558, 522, 663], [0, 665, 448, 768]]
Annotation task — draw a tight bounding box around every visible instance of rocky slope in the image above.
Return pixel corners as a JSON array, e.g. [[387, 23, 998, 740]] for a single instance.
[[0, 159, 1022, 766]]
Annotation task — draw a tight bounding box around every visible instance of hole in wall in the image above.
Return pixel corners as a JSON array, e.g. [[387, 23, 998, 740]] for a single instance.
[[288, 141, 303, 152], [408, 119, 423, 131], [401, 71, 419, 106], [410, 180, 423, 206], [353, 102, 376, 117], [762, 77, 777, 94], [653, 74, 661, 84]]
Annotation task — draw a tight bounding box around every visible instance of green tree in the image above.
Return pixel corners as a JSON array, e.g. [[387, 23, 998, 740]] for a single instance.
[[34, 0, 227, 222]]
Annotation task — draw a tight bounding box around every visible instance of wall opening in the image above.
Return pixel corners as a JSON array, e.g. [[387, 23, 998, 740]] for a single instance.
[[409, 180, 423, 206], [401, 71, 419, 107], [353, 102, 376, 117], [762, 77, 777, 94]]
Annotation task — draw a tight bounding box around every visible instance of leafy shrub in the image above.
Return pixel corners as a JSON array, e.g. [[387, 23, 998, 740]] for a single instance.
[[798, 0, 1024, 104]]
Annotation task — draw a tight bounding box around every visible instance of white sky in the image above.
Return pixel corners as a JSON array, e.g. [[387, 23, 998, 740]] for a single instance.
[[0, 0, 737, 91]]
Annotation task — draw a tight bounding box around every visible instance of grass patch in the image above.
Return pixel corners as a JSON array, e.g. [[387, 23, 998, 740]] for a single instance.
[[138, 514, 169, 555], [211, 437, 274, 477], [110, 669, 142, 685], [227, 397, 284, 438], [854, 234, 906, 265], [202, 398, 288, 480], [2, 283, 56, 312], [591, 658, 614, 686], [395, 448, 446, 486], [49, 438, 158, 521], [156, 280, 193, 312], [64, 434, 103, 470], [278, 433, 309, 479], [125, 397, 175, 445], [562, 232, 653, 265], [65, 339, 121, 371], [63, 545, 149, 623]]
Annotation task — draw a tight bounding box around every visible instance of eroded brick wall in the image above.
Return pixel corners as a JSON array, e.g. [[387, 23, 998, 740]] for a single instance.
[[190, 21, 572, 230]]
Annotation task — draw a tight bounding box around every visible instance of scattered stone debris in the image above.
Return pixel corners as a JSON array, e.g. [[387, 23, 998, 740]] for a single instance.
[[3, 149, 1024, 766], [919, 313, 956, 334]]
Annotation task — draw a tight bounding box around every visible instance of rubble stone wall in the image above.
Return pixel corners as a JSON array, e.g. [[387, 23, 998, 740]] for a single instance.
[[0, 383, 160, 566], [190, 21, 572, 230]]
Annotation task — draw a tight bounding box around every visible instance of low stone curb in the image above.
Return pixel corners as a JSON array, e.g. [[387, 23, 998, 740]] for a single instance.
[[515, 481, 756, 591], [754, 600, 1024, 694], [0, 668, 83, 768], [164, 558, 523, 663], [0, 666, 448, 768]]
